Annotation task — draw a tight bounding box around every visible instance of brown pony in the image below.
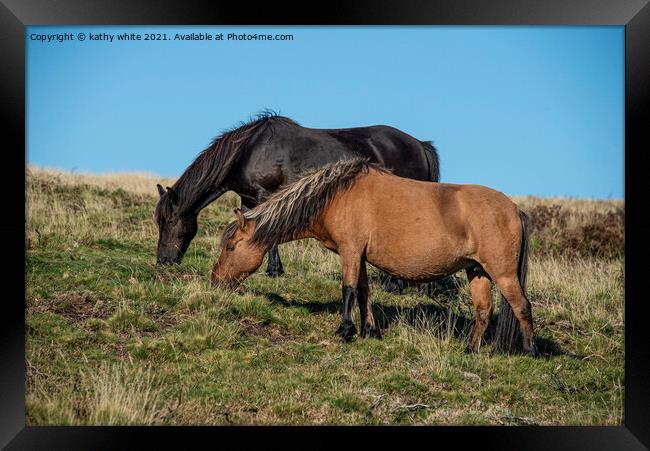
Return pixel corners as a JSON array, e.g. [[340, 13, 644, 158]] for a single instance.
[[213, 158, 537, 356]]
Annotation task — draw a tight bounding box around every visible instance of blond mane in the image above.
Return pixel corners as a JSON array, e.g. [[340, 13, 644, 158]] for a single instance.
[[220, 158, 390, 248]]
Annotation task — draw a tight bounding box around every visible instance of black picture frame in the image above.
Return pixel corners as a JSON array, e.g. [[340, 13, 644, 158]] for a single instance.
[[2, 0, 648, 449]]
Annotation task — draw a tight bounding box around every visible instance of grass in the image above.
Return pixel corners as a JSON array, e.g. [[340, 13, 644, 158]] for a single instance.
[[25, 165, 624, 425]]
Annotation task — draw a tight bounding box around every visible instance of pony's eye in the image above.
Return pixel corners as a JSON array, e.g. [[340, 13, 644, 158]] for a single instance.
[[226, 244, 235, 251]]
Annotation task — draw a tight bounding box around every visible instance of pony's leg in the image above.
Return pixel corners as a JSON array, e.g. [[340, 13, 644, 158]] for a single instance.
[[241, 197, 285, 277], [249, 195, 285, 278], [265, 245, 285, 278], [335, 250, 362, 342], [466, 268, 492, 353], [493, 276, 537, 356], [358, 262, 381, 339]]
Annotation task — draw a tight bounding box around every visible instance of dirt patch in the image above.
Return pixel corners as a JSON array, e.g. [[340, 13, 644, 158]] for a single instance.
[[152, 314, 180, 331], [238, 318, 297, 343], [144, 303, 181, 332], [27, 291, 113, 322]]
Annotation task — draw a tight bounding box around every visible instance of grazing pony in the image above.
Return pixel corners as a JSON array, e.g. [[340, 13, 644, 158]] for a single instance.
[[213, 159, 537, 356], [154, 112, 438, 293]]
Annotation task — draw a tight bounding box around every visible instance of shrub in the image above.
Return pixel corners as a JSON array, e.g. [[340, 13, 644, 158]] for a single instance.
[[527, 204, 623, 260]]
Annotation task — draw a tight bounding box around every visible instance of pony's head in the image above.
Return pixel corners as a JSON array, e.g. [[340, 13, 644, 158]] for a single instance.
[[155, 184, 198, 265], [211, 209, 266, 288]]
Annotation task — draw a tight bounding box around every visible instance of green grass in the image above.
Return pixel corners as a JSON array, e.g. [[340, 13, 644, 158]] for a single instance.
[[25, 167, 624, 425]]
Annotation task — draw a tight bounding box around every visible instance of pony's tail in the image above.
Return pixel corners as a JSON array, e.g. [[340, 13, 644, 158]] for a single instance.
[[421, 141, 440, 182], [494, 210, 530, 354]]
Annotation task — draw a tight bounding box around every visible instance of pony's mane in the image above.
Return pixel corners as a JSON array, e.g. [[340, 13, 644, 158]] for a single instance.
[[220, 158, 391, 248], [156, 111, 298, 220]]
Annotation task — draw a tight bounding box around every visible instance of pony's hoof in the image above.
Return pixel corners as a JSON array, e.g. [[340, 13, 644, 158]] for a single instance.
[[361, 323, 382, 339], [464, 344, 479, 354], [266, 269, 285, 278], [525, 342, 539, 358], [336, 321, 357, 342]]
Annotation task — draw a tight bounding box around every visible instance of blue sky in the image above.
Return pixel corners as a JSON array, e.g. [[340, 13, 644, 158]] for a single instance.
[[27, 26, 623, 198]]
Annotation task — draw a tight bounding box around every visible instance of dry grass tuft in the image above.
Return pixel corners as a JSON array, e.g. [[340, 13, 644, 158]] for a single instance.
[[393, 308, 467, 378], [85, 363, 167, 425]]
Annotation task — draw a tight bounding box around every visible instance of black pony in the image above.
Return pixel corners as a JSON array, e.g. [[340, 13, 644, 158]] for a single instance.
[[155, 112, 439, 285]]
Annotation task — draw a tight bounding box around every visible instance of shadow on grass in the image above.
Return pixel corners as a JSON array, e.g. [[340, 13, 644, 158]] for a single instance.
[[322, 268, 465, 298], [264, 292, 340, 315], [369, 272, 464, 299], [263, 291, 564, 358]]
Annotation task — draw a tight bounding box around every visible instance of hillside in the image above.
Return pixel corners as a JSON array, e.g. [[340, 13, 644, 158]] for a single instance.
[[26, 166, 624, 425]]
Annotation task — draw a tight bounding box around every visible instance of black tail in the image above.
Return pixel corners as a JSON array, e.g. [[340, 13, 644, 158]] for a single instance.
[[421, 141, 440, 182], [494, 210, 530, 354]]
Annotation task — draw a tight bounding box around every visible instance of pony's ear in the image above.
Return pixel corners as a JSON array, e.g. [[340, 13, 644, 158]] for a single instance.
[[156, 184, 165, 197], [234, 208, 247, 230], [166, 187, 178, 203]]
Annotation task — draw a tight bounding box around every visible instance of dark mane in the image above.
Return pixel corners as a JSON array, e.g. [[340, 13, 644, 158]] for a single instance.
[[156, 111, 298, 219], [220, 158, 391, 248]]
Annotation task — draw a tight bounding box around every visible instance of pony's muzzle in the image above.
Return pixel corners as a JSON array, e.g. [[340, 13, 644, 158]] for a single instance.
[[211, 276, 231, 289], [157, 254, 182, 265], [210, 273, 243, 291], [157, 256, 175, 265]]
